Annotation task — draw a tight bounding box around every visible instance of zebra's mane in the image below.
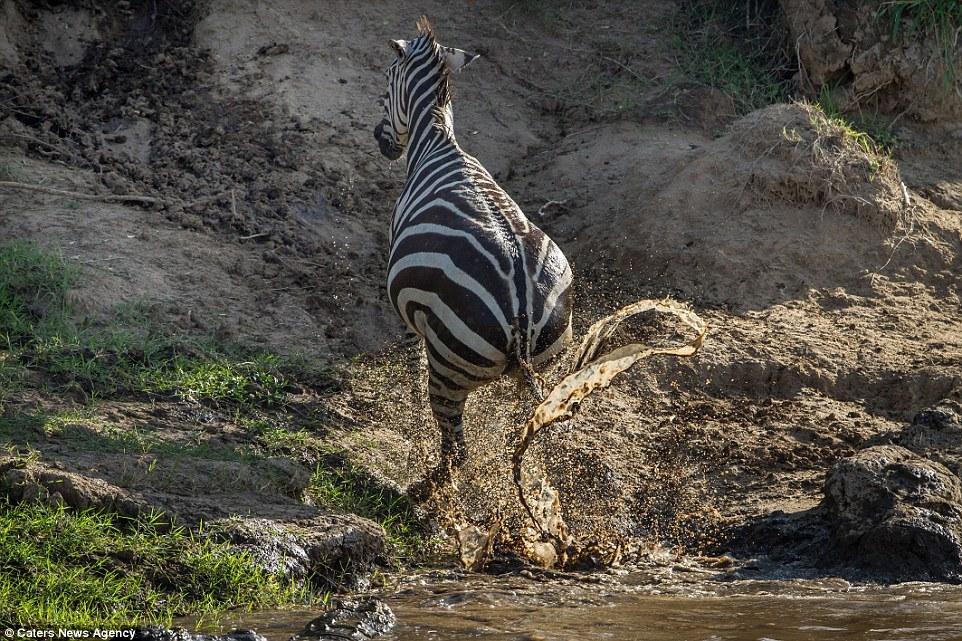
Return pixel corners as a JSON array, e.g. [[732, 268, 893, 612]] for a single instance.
[[414, 16, 453, 132]]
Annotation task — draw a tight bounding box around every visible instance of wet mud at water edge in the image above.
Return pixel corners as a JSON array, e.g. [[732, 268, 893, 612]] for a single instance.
[[183, 572, 962, 641]]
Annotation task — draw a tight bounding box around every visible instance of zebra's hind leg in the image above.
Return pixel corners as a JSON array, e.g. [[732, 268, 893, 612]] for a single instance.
[[429, 374, 470, 468], [407, 373, 470, 502]]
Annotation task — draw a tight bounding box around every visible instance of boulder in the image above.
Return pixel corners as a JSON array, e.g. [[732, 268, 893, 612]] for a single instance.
[[207, 515, 386, 590], [823, 444, 962, 581]]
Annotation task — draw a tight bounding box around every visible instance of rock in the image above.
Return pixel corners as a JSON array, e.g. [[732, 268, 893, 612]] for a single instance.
[[0, 458, 147, 517], [207, 515, 385, 589], [298, 598, 396, 640], [912, 401, 962, 432], [823, 445, 962, 581], [132, 627, 266, 641], [895, 401, 962, 476]]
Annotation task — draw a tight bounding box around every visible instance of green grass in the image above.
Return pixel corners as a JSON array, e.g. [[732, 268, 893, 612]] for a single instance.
[[0, 240, 336, 410], [0, 408, 257, 466], [0, 240, 431, 619], [816, 85, 897, 154], [0, 502, 308, 627], [0, 239, 74, 345], [880, 0, 962, 38], [0, 163, 20, 181], [243, 417, 327, 457], [673, 0, 792, 114], [307, 457, 430, 565]]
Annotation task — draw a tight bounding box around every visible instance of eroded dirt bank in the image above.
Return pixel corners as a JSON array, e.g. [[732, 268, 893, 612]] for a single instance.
[[1, 0, 962, 627]]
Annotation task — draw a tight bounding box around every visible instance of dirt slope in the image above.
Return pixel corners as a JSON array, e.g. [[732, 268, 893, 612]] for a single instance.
[[1, 0, 961, 578]]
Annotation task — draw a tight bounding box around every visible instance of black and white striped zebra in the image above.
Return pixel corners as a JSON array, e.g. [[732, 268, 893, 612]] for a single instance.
[[374, 18, 573, 492]]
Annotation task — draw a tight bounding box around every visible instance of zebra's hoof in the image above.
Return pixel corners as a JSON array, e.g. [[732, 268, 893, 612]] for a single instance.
[[406, 477, 436, 503]]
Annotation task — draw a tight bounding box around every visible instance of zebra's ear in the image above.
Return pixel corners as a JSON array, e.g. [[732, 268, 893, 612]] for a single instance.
[[442, 47, 479, 74], [390, 39, 408, 56]]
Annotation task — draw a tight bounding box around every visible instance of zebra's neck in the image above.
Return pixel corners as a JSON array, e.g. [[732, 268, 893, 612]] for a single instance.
[[406, 92, 457, 173]]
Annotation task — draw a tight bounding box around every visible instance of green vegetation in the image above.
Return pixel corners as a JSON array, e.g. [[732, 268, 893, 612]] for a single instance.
[[308, 458, 430, 565], [0, 407, 254, 464], [0, 502, 307, 627], [880, 0, 962, 38], [0, 163, 19, 181], [244, 417, 327, 457], [816, 85, 897, 154], [0, 240, 381, 623], [0, 240, 336, 409], [673, 0, 792, 113]]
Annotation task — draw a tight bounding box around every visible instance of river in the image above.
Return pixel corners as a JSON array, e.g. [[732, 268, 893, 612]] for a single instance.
[[183, 568, 962, 641]]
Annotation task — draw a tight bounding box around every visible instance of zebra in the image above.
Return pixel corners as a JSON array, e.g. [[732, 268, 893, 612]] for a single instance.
[[373, 17, 573, 497]]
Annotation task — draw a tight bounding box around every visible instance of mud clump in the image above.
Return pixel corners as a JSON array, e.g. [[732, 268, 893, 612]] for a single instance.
[[207, 516, 386, 590], [731, 102, 904, 230], [542, 102, 912, 311], [780, 0, 962, 122]]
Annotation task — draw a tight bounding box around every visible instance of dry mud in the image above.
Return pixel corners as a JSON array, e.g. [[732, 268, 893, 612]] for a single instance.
[[1, 0, 962, 583]]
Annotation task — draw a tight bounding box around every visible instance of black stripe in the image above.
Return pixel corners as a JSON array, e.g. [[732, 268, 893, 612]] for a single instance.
[[392, 229, 514, 317], [425, 339, 487, 385]]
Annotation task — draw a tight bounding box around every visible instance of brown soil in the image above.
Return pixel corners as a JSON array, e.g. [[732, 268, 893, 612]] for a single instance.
[[780, 0, 962, 123], [1, 0, 961, 579]]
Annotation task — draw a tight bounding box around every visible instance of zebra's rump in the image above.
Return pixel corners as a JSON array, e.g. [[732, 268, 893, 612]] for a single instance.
[[388, 194, 572, 387]]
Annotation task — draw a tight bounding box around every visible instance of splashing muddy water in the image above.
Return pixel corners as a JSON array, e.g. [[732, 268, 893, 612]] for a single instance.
[[182, 571, 962, 641]]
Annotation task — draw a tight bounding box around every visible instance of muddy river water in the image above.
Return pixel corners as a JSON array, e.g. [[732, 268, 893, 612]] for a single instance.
[[186, 570, 962, 641]]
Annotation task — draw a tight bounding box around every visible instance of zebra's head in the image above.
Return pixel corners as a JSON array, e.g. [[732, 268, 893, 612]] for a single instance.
[[374, 17, 479, 161]]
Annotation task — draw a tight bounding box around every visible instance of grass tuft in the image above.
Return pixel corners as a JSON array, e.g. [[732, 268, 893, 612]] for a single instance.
[[0, 502, 308, 627], [307, 457, 431, 565], [816, 84, 897, 154], [0, 240, 336, 410], [673, 0, 793, 113]]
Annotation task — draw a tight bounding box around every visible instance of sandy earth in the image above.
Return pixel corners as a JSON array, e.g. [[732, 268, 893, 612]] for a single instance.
[[1, 0, 961, 577]]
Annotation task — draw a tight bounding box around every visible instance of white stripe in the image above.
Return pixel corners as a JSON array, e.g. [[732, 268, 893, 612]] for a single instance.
[[422, 316, 505, 379], [532, 235, 552, 283], [394, 288, 506, 363], [396, 159, 462, 219], [426, 348, 483, 390], [391, 223, 510, 280], [389, 204, 521, 321], [389, 252, 512, 339], [534, 262, 573, 334]]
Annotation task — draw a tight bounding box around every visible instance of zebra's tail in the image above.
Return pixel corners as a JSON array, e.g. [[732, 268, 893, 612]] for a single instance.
[[510, 316, 543, 400]]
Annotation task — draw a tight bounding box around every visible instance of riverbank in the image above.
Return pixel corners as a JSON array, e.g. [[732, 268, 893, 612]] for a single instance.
[[1, 0, 961, 629]]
